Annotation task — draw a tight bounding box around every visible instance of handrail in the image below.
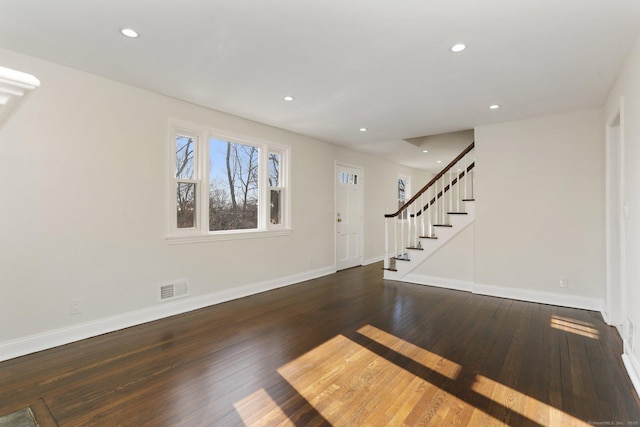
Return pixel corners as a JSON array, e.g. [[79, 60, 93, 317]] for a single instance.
[[412, 162, 475, 218], [385, 141, 475, 218]]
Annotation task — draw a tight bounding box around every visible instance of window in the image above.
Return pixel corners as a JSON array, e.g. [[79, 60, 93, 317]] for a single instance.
[[339, 171, 359, 185], [168, 121, 290, 242], [176, 135, 198, 229], [268, 152, 284, 225], [398, 176, 410, 219]]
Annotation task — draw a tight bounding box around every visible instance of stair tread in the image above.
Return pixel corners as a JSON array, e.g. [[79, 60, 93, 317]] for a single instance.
[[382, 267, 398, 272], [433, 224, 453, 227], [393, 257, 411, 261], [462, 198, 475, 201], [447, 212, 467, 215], [419, 236, 438, 239], [406, 246, 424, 250]]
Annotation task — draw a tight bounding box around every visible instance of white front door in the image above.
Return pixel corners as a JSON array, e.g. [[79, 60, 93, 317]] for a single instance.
[[336, 164, 363, 270]]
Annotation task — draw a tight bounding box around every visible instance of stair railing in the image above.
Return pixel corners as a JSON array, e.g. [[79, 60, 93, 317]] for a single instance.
[[384, 142, 475, 270]]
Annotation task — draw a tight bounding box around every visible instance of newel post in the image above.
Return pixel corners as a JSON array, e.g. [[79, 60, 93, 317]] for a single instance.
[[384, 217, 389, 269]]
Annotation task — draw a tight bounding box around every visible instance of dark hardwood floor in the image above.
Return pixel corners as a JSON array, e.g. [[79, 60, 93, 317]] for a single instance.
[[0, 263, 638, 426]]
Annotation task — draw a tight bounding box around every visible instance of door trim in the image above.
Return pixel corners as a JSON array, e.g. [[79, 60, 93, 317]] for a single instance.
[[334, 161, 364, 270]]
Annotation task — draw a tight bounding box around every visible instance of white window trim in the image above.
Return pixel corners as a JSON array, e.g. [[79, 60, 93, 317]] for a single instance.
[[398, 174, 411, 202], [166, 119, 292, 244]]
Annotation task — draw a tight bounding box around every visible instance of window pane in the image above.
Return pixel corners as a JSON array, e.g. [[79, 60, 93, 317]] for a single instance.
[[398, 178, 406, 201], [268, 152, 280, 187], [209, 139, 259, 231], [177, 182, 196, 228], [176, 136, 195, 179], [270, 189, 282, 225]]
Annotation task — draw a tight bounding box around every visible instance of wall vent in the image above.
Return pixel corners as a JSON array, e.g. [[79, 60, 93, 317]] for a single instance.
[[159, 280, 189, 302]]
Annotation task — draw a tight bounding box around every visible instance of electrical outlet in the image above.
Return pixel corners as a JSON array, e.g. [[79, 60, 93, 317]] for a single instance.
[[70, 298, 82, 315], [559, 277, 569, 288]]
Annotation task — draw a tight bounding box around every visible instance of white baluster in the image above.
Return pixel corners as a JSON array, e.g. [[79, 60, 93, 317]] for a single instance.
[[448, 170, 453, 216]]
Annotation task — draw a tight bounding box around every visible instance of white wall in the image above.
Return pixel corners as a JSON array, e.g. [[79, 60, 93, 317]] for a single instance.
[[0, 48, 423, 357], [605, 34, 640, 391], [406, 109, 606, 308], [474, 109, 605, 300]]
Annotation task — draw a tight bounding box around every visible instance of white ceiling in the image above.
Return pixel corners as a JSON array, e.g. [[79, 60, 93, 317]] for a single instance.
[[1, 0, 639, 170]]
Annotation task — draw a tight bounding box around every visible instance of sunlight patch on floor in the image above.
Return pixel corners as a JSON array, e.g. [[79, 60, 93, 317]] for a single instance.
[[234, 325, 593, 426], [357, 324, 462, 380], [473, 374, 590, 426], [276, 334, 470, 425], [233, 388, 294, 427], [551, 315, 600, 339]]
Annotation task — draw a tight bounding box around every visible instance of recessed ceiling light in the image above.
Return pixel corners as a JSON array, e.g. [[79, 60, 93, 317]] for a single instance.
[[283, 96, 295, 101], [422, 150, 429, 153], [489, 104, 500, 110], [450, 43, 466, 53], [120, 27, 139, 38], [437, 160, 442, 164], [359, 128, 367, 132]]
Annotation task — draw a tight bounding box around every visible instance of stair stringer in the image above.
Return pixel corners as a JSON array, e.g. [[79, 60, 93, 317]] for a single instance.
[[384, 201, 475, 281]]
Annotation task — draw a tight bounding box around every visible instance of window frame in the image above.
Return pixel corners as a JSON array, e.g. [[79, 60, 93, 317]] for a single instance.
[[166, 120, 291, 244]]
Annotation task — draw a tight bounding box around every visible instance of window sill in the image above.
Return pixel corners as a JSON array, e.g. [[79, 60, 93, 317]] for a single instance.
[[165, 228, 292, 245]]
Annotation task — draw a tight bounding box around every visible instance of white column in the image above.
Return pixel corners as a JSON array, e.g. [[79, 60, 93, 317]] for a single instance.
[[384, 218, 389, 269], [464, 155, 469, 200], [456, 166, 461, 212], [394, 217, 398, 259], [400, 213, 404, 257], [420, 193, 425, 238]]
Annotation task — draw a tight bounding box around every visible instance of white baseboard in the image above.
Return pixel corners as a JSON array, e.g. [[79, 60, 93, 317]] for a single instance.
[[473, 282, 604, 312], [0, 265, 335, 362], [363, 255, 384, 266], [400, 274, 603, 312], [403, 274, 473, 293], [622, 352, 640, 399]]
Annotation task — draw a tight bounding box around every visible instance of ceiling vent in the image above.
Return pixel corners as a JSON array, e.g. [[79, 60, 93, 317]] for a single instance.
[[159, 280, 189, 302], [0, 66, 40, 129]]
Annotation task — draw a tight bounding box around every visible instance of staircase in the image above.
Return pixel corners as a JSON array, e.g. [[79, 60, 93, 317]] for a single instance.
[[384, 142, 475, 281]]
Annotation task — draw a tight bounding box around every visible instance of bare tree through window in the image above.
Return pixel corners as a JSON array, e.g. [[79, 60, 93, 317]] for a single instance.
[[209, 139, 259, 230], [268, 153, 282, 224], [176, 136, 196, 228]]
